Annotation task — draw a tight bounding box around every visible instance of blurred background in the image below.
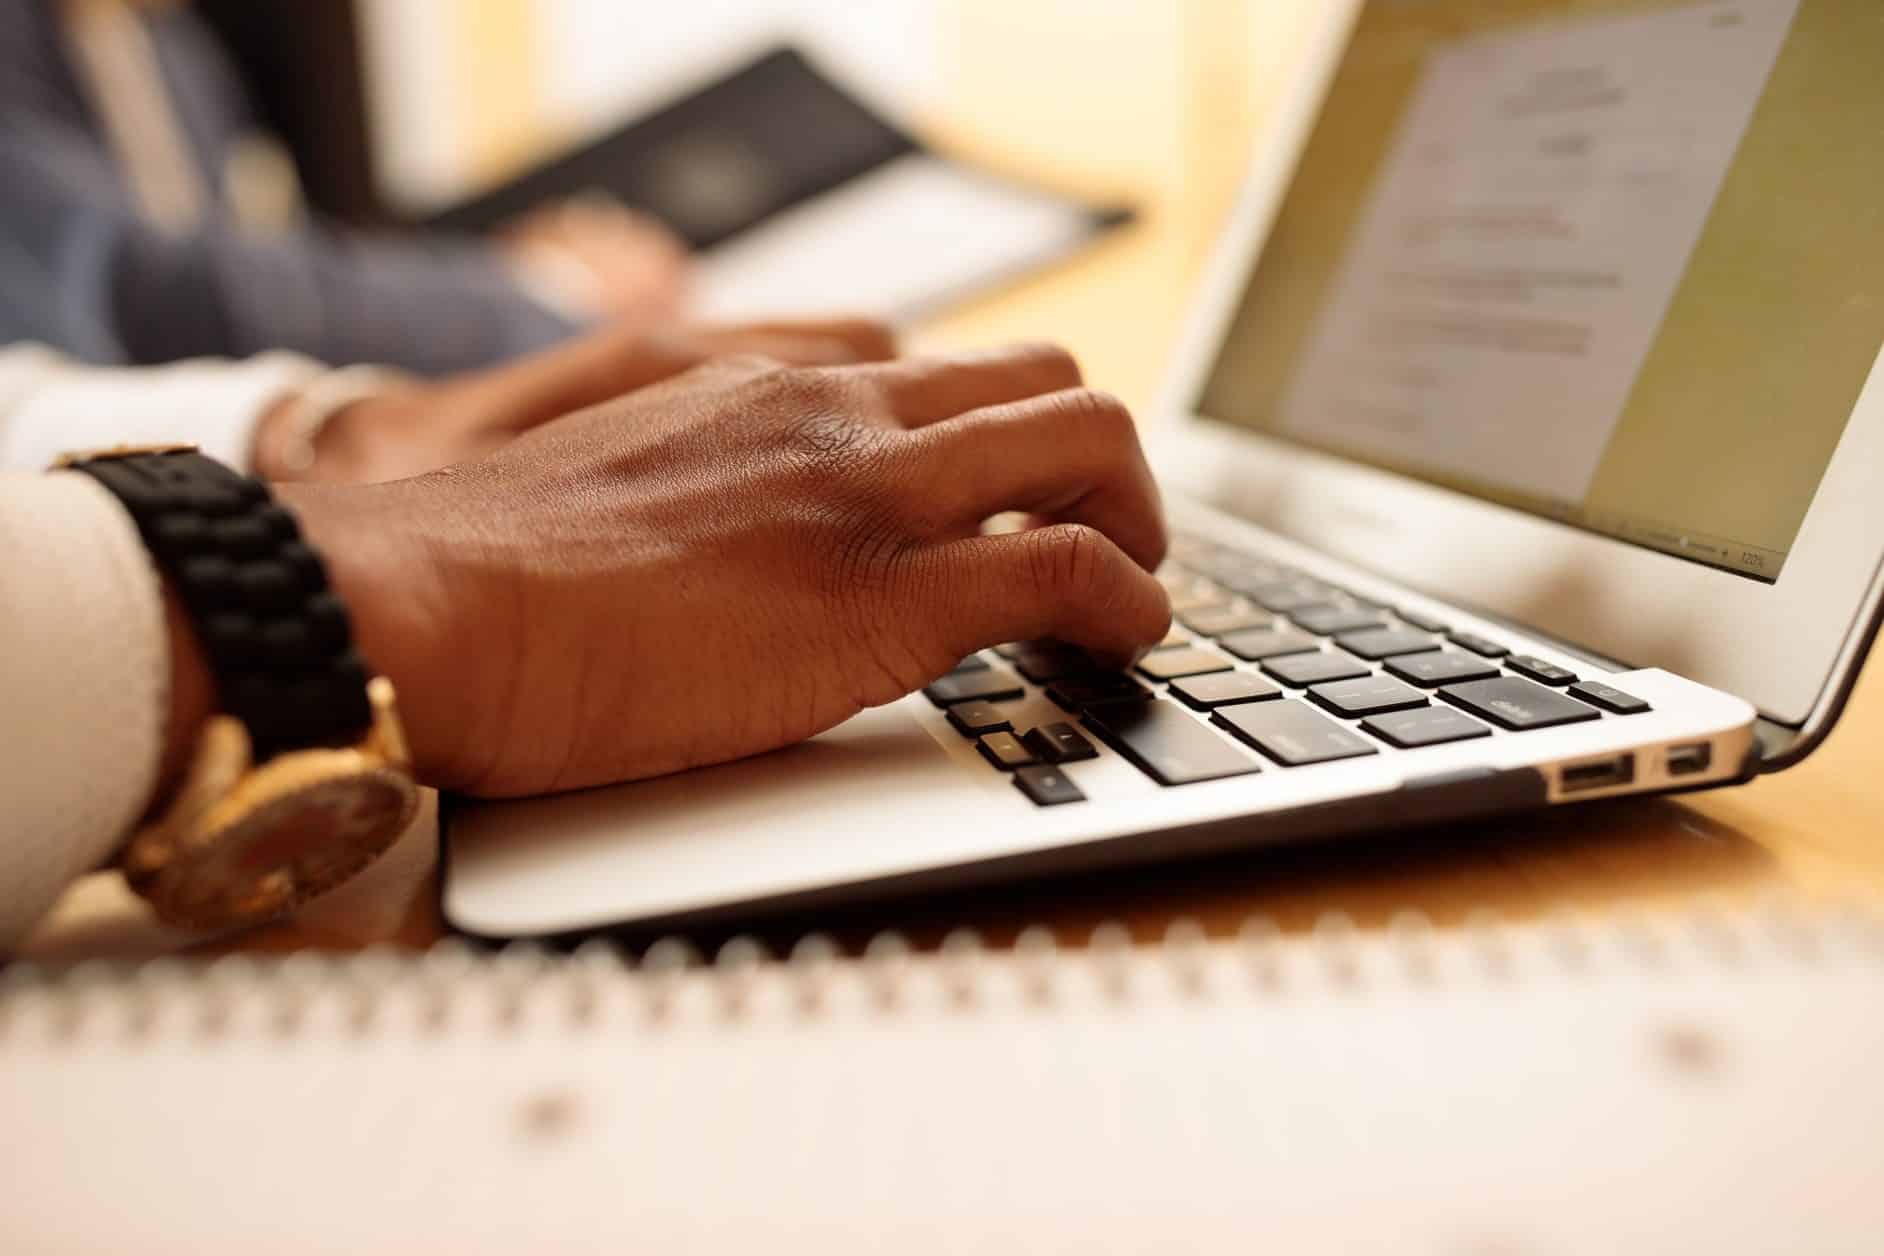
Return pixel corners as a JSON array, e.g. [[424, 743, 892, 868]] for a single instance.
[[205, 0, 1323, 405]]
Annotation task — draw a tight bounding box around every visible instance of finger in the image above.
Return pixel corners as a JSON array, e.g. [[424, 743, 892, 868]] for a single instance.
[[687, 326, 887, 368], [860, 342, 1083, 428], [903, 387, 1166, 572], [455, 323, 691, 431], [472, 323, 812, 430], [911, 525, 1171, 669], [717, 318, 896, 363]]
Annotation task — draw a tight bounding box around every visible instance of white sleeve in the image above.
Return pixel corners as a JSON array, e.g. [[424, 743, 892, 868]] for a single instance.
[[0, 472, 170, 952], [0, 343, 323, 473]]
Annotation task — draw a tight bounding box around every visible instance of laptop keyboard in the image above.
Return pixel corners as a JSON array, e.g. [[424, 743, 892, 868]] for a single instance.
[[923, 533, 1652, 806]]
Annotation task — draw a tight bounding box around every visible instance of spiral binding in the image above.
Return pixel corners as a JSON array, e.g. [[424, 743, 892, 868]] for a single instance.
[[2, 898, 1880, 1047]]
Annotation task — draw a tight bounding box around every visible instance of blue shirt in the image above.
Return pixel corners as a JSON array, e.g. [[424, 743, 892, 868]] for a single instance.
[[0, 0, 580, 374]]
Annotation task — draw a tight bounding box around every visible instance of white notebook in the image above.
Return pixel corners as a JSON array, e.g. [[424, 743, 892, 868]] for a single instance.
[[4, 906, 1882, 1253]]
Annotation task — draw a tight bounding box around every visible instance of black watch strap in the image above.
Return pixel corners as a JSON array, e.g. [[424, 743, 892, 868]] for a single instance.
[[69, 448, 372, 758]]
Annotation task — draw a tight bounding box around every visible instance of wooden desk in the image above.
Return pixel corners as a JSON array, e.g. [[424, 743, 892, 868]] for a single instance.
[[21, 4, 1883, 960]]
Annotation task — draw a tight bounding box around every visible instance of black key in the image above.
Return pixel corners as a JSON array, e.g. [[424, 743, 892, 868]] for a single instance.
[[1047, 674, 1153, 712], [1013, 764, 1085, 806], [1307, 675, 1429, 718], [1386, 651, 1501, 688], [1361, 706, 1492, 749], [1219, 626, 1322, 662], [1247, 581, 1341, 613], [978, 731, 1038, 771], [1137, 648, 1235, 681], [1448, 632, 1509, 658], [1334, 627, 1441, 660], [1262, 650, 1371, 687], [1507, 654, 1578, 687], [1082, 701, 1261, 785], [1568, 681, 1651, 715], [1290, 605, 1389, 636], [1214, 701, 1378, 767], [947, 701, 1013, 738], [1168, 671, 1282, 710], [1011, 644, 1096, 684], [1394, 608, 1452, 633], [1022, 722, 1099, 763], [925, 667, 1024, 707], [1177, 604, 1276, 636], [1440, 677, 1600, 730], [950, 653, 991, 673]]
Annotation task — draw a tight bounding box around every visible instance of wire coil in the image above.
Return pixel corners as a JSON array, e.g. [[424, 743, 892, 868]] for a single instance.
[[3, 898, 1879, 1047]]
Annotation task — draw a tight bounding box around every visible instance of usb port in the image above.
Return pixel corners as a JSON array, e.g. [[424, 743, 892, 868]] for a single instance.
[[1666, 743, 1712, 778], [1560, 754, 1636, 794]]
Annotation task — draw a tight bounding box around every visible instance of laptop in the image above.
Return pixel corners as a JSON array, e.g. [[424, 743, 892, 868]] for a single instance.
[[443, 0, 1884, 943]]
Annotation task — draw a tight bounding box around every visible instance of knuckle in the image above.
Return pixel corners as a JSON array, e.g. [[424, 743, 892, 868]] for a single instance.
[[1056, 387, 1134, 438], [748, 361, 836, 405], [1027, 523, 1114, 597], [784, 409, 869, 464], [772, 412, 917, 560], [1013, 341, 1082, 383]]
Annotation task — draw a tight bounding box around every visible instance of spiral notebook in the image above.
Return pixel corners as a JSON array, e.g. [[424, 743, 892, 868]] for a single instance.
[[5, 907, 1883, 1253]]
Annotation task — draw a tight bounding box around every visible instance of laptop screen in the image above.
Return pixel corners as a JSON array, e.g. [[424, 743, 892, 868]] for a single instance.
[[1195, 0, 1884, 583]]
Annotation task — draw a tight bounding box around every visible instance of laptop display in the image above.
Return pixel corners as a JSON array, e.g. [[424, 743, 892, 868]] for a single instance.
[[1195, 0, 1884, 584]]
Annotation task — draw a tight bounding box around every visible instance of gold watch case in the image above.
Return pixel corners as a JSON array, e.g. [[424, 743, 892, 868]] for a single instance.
[[122, 677, 421, 930]]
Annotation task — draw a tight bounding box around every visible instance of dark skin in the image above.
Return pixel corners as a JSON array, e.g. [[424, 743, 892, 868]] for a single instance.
[[154, 343, 1171, 811], [250, 318, 898, 484]]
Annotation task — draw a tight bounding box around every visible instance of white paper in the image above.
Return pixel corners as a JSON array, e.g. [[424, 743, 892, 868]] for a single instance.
[[693, 152, 1108, 324]]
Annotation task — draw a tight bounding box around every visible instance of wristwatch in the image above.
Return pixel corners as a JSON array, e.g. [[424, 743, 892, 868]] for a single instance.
[[58, 445, 420, 930]]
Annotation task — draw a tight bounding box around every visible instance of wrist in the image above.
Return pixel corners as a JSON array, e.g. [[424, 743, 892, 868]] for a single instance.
[[152, 579, 216, 819], [276, 478, 480, 788], [251, 373, 417, 483]]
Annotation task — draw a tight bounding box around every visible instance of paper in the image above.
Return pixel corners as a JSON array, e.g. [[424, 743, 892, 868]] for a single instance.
[[693, 152, 1112, 323]]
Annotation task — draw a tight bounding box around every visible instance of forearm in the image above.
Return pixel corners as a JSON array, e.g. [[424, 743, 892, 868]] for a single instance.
[[0, 471, 431, 953], [1, 155, 576, 375], [0, 344, 323, 475], [0, 475, 170, 951], [124, 227, 582, 374]]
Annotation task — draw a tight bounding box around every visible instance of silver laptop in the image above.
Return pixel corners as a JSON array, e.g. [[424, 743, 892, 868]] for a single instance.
[[444, 0, 1884, 942]]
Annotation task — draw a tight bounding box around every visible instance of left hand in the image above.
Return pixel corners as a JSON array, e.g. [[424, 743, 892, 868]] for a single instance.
[[259, 318, 896, 483]]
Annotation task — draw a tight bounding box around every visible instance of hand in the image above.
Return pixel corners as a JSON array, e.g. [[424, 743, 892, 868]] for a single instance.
[[279, 344, 1171, 798], [501, 198, 689, 324], [256, 318, 895, 484]]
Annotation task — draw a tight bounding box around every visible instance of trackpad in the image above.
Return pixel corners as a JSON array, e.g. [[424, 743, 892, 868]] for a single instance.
[[443, 702, 1003, 938]]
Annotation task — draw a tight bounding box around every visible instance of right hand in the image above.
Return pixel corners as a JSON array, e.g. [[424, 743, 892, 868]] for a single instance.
[[283, 344, 1171, 797]]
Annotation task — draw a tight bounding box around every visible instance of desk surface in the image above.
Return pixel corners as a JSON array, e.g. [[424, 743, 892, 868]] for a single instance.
[[21, 8, 1883, 960]]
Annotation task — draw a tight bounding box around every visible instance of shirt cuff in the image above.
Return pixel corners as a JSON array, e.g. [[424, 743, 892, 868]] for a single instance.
[[0, 349, 325, 474], [0, 473, 168, 951]]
